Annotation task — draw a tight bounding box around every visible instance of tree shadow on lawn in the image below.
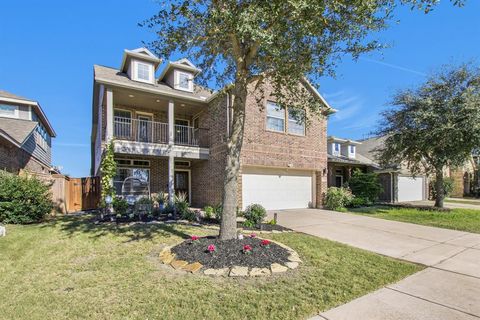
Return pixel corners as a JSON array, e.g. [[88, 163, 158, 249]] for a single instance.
[[42, 214, 193, 243]]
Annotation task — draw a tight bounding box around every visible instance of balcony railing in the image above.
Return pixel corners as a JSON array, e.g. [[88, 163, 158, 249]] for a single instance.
[[113, 117, 208, 147]]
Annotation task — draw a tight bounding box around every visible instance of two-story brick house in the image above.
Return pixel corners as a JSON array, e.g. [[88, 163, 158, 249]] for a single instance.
[[91, 48, 333, 210], [0, 90, 56, 174]]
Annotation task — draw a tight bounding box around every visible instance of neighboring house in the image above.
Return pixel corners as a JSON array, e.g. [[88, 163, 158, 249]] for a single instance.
[[327, 136, 378, 188], [446, 154, 478, 198], [91, 47, 334, 210], [327, 135, 428, 203], [0, 90, 56, 174]]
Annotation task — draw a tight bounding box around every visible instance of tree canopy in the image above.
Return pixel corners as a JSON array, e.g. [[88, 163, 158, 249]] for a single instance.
[[143, 0, 465, 236], [377, 63, 480, 206]]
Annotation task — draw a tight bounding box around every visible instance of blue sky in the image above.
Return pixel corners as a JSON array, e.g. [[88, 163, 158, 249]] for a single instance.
[[0, 1, 479, 177]]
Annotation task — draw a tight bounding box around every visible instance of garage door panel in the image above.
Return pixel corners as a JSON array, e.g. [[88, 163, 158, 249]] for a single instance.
[[398, 176, 424, 202], [242, 170, 313, 210]]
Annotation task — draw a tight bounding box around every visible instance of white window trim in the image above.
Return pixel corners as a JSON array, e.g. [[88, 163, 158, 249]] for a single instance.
[[266, 101, 286, 133], [174, 70, 193, 92], [266, 101, 306, 136], [287, 109, 306, 136], [0, 104, 19, 119], [132, 60, 154, 84]]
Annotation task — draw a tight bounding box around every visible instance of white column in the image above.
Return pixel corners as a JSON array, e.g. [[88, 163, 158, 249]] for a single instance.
[[168, 154, 175, 204], [106, 88, 114, 141], [168, 99, 175, 203], [168, 100, 174, 145]]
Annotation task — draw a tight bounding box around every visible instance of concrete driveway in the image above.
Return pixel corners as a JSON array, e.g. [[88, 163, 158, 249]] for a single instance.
[[271, 209, 480, 320]]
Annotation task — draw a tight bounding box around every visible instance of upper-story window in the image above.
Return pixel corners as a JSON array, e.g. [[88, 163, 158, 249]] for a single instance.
[[288, 109, 305, 135], [266, 101, 306, 136], [266, 101, 285, 132], [136, 62, 152, 82], [0, 104, 18, 118], [335, 143, 340, 152], [175, 71, 193, 91], [348, 145, 356, 158], [137, 63, 150, 81]]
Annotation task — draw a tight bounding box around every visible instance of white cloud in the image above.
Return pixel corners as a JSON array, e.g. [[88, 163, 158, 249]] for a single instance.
[[360, 57, 427, 77]]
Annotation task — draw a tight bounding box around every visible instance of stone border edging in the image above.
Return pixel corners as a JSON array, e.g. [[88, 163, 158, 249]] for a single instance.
[[159, 238, 301, 277]]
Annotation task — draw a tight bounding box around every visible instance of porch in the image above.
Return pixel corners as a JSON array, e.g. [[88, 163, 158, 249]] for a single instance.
[[112, 155, 213, 207]]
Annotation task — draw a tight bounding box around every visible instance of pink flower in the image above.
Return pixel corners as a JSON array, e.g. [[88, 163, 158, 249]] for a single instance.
[[191, 235, 199, 241], [250, 233, 257, 238], [207, 244, 216, 253], [243, 244, 253, 254], [261, 239, 271, 246]]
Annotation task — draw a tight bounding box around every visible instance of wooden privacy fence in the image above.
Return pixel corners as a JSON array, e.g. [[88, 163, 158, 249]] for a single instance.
[[19, 170, 101, 213], [67, 177, 101, 212]]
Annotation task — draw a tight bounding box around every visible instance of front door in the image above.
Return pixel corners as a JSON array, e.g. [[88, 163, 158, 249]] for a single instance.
[[137, 115, 152, 142], [174, 170, 190, 202]]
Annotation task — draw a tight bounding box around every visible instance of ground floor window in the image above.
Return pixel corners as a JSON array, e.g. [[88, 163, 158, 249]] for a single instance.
[[113, 158, 150, 196]]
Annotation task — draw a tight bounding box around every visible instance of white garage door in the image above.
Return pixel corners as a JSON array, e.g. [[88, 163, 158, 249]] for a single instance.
[[242, 168, 313, 210], [398, 176, 424, 202]]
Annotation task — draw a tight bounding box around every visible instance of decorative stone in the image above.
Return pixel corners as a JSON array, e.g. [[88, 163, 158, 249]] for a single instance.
[[285, 261, 299, 269], [160, 252, 175, 264], [171, 259, 189, 270], [159, 247, 171, 257], [270, 263, 288, 273], [249, 267, 271, 277], [272, 230, 281, 234], [288, 253, 302, 262], [182, 262, 203, 273], [204, 268, 229, 276], [229, 266, 249, 277]]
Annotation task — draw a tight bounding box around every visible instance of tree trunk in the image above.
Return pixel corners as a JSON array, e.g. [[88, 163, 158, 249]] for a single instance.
[[219, 82, 248, 240], [434, 169, 445, 208]]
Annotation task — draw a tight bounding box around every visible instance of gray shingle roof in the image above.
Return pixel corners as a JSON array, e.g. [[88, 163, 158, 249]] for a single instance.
[[0, 118, 37, 146], [94, 65, 213, 101], [0, 90, 35, 102], [356, 136, 387, 164]]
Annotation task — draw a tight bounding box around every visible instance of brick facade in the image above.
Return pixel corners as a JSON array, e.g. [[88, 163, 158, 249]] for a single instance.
[[0, 137, 50, 174], [103, 81, 328, 209]]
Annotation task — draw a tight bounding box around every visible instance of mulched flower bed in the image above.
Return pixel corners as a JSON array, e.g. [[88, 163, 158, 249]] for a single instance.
[[237, 222, 292, 232], [171, 236, 291, 269]]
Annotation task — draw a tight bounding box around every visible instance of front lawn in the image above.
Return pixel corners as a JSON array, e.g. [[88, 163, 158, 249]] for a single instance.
[[0, 215, 420, 320], [350, 206, 480, 234]]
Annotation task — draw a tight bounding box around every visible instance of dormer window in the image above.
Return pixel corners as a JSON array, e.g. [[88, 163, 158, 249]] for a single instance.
[[137, 62, 151, 81], [132, 60, 154, 83], [175, 71, 193, 92], [348, 145, 356, 158]]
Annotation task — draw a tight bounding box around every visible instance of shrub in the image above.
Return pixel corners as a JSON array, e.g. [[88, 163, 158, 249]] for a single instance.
[[0, 172, 54, 224], [325, 187, 353, 211], [112, 197, 129, 215], [430, 177, 455, 199], [181, 209, 197, 222], [348, 169, 383, 203], [213, 203, 223, 221], [348, 197, 372, 208], [174, 192, 189, 216], [243, 203, 267, 225], [204, 206, 214, 219]]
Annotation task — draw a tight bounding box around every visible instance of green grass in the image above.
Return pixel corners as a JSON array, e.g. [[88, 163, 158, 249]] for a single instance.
[[350, 206, 480, 233], [0, 215, 421, 320], [445, 198, 480, 205]]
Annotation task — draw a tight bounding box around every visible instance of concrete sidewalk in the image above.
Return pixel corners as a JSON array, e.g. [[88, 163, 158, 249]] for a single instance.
[[271, 209, 480, 320]]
